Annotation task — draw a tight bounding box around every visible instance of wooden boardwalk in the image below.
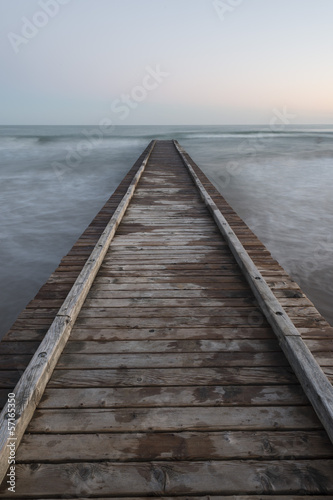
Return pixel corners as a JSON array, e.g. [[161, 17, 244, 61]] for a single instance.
[[1, 140, 333, 497]]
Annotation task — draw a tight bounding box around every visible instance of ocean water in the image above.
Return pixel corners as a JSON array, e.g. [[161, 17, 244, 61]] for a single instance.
[[0, 124, 332, 339]]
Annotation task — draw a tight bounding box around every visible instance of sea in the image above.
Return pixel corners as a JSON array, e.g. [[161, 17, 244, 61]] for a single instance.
[[0, 124, 332, 339]]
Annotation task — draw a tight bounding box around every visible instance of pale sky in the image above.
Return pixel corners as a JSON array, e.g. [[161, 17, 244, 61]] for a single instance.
[[1, 0, 333, 125]]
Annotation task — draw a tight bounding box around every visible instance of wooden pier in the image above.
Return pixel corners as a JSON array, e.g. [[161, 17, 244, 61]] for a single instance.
[[1, 140, 333, 497]]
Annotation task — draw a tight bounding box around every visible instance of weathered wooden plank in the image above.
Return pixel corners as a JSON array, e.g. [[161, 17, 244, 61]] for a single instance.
[[48, 366, 297, 387], [65, 253, 234, 263], [114, 227, 222, 233], [62, 339, 279, 354], [0, 338, 278, 354], [5, 326, 275, 342], [63, 251, 235, 260], [79, 296, 312, 309], [85, 289, 255, 299], [102, 261, 283, 270], [55, 351, 287, 370], [126, 205, 209, 211], [266, 280, 300, 290], [120, 218, 217, 224], [92, 277, 249, 287], [105, 249, 272, 258], [17, 429, 333, 462], [305, 339, 333, 350], [109, 238, 225, 245], [114, 233, 222, 239], [64, 338, 333, 354], [0, 342, 40, 355], [0, 354, 32, 369], [2, 460, 333, 497], [98, 263, 246, 271], [108, 244, 228, 252], [38, 384, 307, 409], [72, 316, 268, 328], [76, 306, 263, 318], [275, 298, 315, 307], [27, 406, 319, 433], [313, 354, 333, 366], [282, 306, 322, 318], [19, 304, 260, 319], [82, 296, 257, 308], [95, 270, 244, 278], [26, 289, 255, 310], [48, 275, 248, 284]]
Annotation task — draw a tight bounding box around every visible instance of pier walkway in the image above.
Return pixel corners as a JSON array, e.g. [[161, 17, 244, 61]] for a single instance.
[[1, 140, 333, 497]]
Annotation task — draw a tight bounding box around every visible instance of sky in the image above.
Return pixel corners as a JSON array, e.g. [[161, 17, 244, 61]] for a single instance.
[[1, 0, 333, 125]]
